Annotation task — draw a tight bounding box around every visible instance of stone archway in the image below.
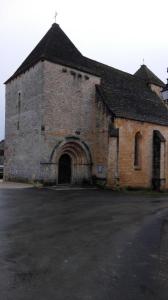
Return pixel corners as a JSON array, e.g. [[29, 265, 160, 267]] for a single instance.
[[52, 139, 92, 185]]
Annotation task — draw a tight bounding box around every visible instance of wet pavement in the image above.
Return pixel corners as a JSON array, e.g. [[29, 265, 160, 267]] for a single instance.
[[0, 187, 168, 299]]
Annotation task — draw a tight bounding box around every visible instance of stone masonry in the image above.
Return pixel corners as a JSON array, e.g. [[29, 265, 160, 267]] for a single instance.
[[4, 61, 109, 184], [4, 23, 168, 189]]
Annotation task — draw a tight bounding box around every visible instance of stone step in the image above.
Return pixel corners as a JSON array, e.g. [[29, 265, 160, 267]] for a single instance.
[[45, 185, 97, 191]]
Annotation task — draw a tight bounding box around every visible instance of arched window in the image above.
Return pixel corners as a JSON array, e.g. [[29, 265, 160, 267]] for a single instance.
[[134, 132, 142, 168]]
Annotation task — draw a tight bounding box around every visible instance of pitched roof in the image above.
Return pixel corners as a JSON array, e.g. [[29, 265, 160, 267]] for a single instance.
[[5, 23, 88, 83], [134, 64, 165, 88], [5, 24, 168, 126], [82, 58, 168, 125]]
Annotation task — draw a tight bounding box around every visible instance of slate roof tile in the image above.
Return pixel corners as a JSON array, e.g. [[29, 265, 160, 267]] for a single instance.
[[134, 64, 165, 88]]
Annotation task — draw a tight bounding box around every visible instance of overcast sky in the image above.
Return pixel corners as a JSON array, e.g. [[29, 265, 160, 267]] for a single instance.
[[0, 0, 168, 140]]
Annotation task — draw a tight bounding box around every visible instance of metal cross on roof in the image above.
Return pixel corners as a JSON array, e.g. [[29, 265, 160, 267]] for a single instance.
[[54, 11, 58, 23]]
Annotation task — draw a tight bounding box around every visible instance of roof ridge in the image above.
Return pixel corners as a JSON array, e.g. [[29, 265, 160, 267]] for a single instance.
[[84, 56, 134, 78], [146, 65, 164, 85], [5, 23, 83, 83], [134, 64, 165, 87], [40, 25, 53, 58]]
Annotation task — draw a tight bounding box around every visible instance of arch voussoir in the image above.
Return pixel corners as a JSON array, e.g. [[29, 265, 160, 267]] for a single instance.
[[52, 139, 92, 185]]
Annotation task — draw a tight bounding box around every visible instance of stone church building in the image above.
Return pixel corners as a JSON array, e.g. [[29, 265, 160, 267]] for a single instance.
[[4, 23, 168, 189]]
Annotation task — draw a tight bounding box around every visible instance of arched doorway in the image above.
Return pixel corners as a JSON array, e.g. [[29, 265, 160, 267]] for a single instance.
[[51, 138, 92, 185], [58, 154, 71, 184], [152, 130, 165, 190]]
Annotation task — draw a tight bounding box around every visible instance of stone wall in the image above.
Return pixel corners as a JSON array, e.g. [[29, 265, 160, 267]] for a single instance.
[[40, 61, 103, 183], [107, 118, 168, 189], [93, 92, 110, 181], [149, 84, 162, 98], [5, 60, 110, 183], [4, 62, 43, 181]]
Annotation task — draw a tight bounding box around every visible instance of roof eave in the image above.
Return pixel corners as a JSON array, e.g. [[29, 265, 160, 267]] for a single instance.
[[114, 114, 168, 127], [148, 81, 165, 88], [5, 57, 101, 84]]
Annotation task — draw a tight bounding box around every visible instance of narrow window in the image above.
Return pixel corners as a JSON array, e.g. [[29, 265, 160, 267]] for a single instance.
[[134, 132, 142, 169], [17, 92, 21, 130], [41, 125, 45, 132]]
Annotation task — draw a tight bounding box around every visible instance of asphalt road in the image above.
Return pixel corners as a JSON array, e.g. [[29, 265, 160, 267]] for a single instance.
[[0, 187, 168, 300]]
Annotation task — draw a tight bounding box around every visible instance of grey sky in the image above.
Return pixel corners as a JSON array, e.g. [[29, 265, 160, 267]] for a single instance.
[[0, 0, 168, 140]]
